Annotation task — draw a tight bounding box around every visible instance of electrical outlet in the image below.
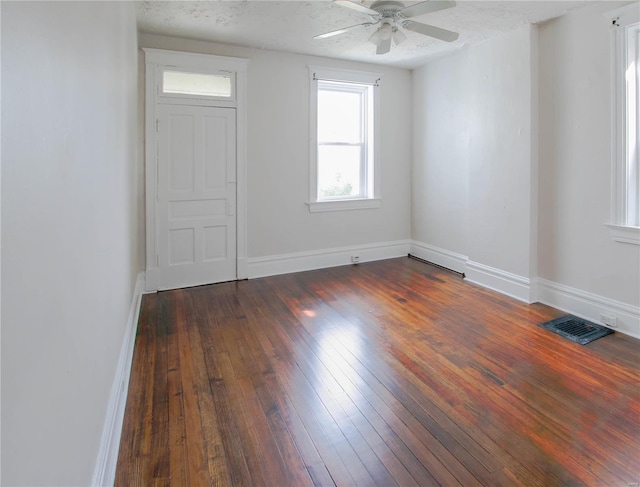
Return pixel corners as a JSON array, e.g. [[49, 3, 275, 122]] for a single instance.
[[351, 255, 360, 264], [599, 313, 617, 328]]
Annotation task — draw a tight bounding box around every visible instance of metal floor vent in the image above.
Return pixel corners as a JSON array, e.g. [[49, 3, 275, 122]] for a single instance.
[[540, 315, 614, 345]]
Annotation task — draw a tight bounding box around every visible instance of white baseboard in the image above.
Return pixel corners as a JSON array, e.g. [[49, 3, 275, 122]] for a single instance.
[[409, 240, 468, 274], [465, 260, 535, 303], [247, 240, 411, 279], [537, 278, 640, 339], [93, 272, 146, 487]]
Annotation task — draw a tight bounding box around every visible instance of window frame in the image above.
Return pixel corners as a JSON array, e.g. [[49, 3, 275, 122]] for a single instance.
[[606, 4, 640, 245], [308, 66, 382, 212]]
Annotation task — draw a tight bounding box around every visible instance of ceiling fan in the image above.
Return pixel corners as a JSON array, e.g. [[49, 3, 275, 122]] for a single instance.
[[314, 0, 459, 55]]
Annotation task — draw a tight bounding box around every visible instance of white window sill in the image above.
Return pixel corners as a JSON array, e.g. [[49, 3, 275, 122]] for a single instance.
[[605, 224, 640, 245], [307, 198, 381, 213]]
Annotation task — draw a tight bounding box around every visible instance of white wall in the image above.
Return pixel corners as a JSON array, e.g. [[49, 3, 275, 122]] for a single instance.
[[1, 2, 140, 485], [538, 2, 640, 307], [412, 50, 469, 257], [412, 25, 538, 298], [139, 34, 412, 267], [467, 26, 537, 281]]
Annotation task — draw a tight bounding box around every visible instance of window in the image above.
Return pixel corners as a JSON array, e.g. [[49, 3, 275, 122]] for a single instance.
[[308, 67, 381, 212], [317, 81, 371, 199], [161, 70, 233, 99], [619, 20, 640, 227], [607, 4, 640, 244]]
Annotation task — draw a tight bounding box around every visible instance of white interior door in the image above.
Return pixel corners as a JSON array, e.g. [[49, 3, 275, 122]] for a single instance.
[[156, 104, 236, 290]]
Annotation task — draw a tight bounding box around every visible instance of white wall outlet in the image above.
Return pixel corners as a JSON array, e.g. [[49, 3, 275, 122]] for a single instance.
[[351, 255, 360, 264], [599, 313, 617, 328]]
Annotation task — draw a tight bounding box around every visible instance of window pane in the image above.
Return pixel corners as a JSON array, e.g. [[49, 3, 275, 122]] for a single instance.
[[318, 87, 362, 143], [626, 25, 640, 226], [163, 71, 232, 97], [318, 145, 361, 198]]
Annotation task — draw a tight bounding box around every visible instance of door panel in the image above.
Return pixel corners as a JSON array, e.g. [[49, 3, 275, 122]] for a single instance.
[[156, 104, 236, 290]]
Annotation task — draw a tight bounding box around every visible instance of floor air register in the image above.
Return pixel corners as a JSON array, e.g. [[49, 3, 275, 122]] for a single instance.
[[539, 315, 614, 345]]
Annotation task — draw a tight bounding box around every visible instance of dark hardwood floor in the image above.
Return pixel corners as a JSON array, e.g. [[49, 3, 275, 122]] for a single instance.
[[115, 257, 640, 486]]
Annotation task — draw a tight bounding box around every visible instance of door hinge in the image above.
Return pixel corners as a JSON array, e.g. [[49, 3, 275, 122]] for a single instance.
[[155, 119, 159, 132], [156, 254, 159, 267]]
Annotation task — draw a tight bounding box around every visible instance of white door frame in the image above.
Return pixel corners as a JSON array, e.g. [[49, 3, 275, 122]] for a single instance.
[[143, 48, 249, 291]]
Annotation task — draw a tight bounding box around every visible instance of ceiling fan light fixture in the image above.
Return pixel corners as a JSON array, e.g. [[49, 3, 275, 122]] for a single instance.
[[368, 28, 381, 44], [368, 21, 392, 44], [376, 36, 392, 55], [392, 26, 407, 45], [379, 22, 393, 40]]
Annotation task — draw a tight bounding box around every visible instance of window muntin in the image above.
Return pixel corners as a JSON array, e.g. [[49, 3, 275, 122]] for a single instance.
[[162, 70, 233, 98], [316, 80, 373, 200]]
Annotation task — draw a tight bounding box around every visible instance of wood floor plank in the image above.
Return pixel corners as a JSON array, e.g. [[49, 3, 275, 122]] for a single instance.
[[178, 295, 230, 485], [197, 291, 254, 486], [242, 291, 378, 487], [165, 292, 190, 487], [214, 305, 298, 487], [149, 293, 169, 483], [308, 462, 338, 487], [266, 319, 403, 487], [173, 291, 212, 486], [233, 304, 319, 487], [215, 350, 273, 485], [248, 326, 326, 471], [238, 298, 342, 485], [117, 257, 640, 487], [116, 293, 159, 486], [246, 300, 377, 487]]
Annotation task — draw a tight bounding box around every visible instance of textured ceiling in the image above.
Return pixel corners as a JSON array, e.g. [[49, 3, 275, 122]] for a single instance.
[[136, 0, 589, 68]]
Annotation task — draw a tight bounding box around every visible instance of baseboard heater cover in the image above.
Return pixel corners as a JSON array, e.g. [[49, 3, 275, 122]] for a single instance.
[[407, 254, 465, 278], [539, 315, 614, 345]]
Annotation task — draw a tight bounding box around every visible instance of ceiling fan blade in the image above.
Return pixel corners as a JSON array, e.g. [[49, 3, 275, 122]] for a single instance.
[[399, 0, 456, 18], [403, 20, 459, 42], [333, 0, 379, 16], [314, 22, 375, 39], [376, 37, 392, 55]]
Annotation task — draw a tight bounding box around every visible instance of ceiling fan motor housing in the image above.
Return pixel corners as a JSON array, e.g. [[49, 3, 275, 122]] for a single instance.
[[370, 0, 405, 17]]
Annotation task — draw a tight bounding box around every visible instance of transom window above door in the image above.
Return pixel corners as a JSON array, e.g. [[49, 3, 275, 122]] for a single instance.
[[162, 70, 233, 98]]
